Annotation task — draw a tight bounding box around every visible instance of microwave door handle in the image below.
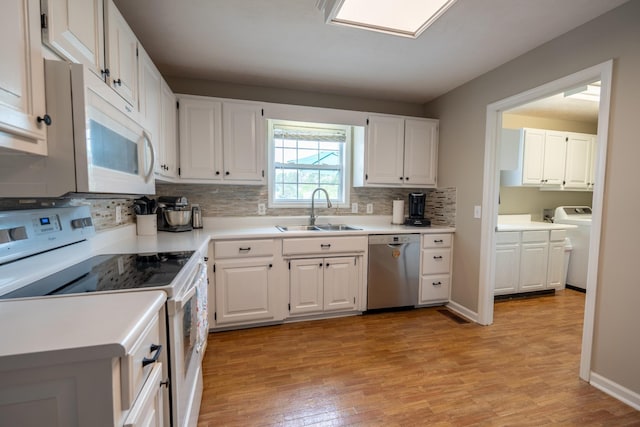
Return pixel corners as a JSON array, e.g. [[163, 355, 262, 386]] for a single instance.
[[142, 130, 155, 182]]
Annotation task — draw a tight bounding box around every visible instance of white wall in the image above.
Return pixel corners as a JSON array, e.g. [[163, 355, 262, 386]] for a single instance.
[[424, 1, 640, 395]]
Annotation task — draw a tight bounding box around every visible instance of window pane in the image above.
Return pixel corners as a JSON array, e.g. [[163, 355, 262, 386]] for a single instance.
[[320, 170, 340, 184], [298, 141, 318, 150], [299, 169, 319, 184], [282, 184, 298, 199], [283, 148, 298, 163]]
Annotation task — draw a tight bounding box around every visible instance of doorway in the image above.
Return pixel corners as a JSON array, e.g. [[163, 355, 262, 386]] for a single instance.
[[477, 61, 613, 381]]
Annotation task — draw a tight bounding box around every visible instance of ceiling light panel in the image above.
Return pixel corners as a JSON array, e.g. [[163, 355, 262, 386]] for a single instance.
[[328, 0, 456, 38]]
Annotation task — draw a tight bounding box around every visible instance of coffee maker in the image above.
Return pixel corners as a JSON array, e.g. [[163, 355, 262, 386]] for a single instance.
[[405, 192, 431, 227], [157, 196, 193, 232]]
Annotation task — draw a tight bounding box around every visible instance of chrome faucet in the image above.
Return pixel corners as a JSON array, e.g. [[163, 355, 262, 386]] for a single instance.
[[310, 188, 332, 226]]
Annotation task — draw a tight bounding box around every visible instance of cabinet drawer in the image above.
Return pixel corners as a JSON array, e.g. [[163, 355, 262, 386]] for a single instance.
[[215, 239, 275, 258], [282, 236, 367, 256], [422, 233, 452, 248], [496, 231, 520, 244], [121, 313, 162, 410], [521, 230, 549, 243], [550, 229, 566, 241], [422, 248, 451, 274], [420, 274, 450, 303]]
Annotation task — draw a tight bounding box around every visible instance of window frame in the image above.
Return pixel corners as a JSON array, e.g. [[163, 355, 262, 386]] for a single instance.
[[267, 119, 352, 208]]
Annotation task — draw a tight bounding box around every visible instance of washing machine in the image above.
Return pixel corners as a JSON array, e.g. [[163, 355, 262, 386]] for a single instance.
[[554, 206, 592, 290]]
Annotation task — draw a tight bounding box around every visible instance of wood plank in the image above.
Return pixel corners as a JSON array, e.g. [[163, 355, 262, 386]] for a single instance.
[[198, 290, 640, 426]]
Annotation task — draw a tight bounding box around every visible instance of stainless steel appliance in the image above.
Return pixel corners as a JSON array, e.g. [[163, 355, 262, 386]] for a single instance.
[[405, 192, 431, 227], [0, 206, 208, 427], [157, 196, 193, 232], [367, 234, 420, 310], [191, 204, 203, 229]]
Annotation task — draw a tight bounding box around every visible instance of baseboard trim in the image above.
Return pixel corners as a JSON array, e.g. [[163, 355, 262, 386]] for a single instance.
[[566, 284, 586, 293], [590, 371, 640, 410], [445, 300, 479, 324]]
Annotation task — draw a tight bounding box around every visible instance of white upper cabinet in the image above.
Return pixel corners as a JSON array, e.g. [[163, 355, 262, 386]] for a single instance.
[[104, 0, 138, 107], [404, 118, 438, 186], [501, 127, 596, 189], [138, 45, 161, 165], [178, 96, 223, 180], [0, 0, 48, 155], [564, 132, 596, 189], [159, 80, 178, 179], [355, 114, 438, 188], [41, 0, 105, 78], [178, 95, 265, 184], [222, 101, 265, 182]]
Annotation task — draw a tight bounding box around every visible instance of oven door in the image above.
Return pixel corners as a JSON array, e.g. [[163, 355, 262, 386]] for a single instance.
[[75, 63, 156, 195], [167, 260, 207, 427]]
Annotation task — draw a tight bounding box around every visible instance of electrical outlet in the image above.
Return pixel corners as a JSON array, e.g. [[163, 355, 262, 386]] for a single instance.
[[258, 203, 266, 215], [351, 203, 358, 213], [115, 205, 123, 224], [366, 203, 373, 214], [474, 205, 482, 219]]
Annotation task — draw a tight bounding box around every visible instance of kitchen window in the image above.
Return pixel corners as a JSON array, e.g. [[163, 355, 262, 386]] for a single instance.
[[268, 120, 351, 208]]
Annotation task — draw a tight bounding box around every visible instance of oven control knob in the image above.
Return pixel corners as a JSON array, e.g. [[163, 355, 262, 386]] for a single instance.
[[9, 227, 28, 241], [0, 229, 10, 244], [71, 219, 84, 229], [82, 217, 93, 227]]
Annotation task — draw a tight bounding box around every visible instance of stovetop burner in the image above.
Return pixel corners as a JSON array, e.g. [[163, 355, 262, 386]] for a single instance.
[[1, 251, 195, 300]]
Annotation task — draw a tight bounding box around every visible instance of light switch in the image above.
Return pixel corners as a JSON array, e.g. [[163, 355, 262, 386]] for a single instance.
[[474, 205, 482, 218]]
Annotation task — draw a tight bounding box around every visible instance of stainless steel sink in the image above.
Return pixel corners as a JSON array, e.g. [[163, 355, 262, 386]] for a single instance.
[[276, 224, 362, 232], [275, 225, 322, 232], [315, 224, 362, 231]]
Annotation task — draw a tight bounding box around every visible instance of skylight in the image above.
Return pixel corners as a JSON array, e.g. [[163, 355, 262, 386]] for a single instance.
[[325, 0, 457, 38]]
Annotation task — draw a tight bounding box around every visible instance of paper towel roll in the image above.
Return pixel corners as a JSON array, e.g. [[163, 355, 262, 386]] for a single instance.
[[392, 200, 404, 224]]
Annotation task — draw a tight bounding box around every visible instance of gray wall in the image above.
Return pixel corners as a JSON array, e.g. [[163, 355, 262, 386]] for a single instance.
[[424, 1, 640, 394]]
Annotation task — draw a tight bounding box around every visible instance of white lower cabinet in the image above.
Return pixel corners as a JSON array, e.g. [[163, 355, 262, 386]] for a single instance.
[[289, 256, 357, 315], [494, 229, 566, 295], [212, 239, 285, 327], [419, 233, 454, 304]]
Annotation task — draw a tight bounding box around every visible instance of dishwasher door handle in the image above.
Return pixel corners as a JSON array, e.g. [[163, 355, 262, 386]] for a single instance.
[[386, 243, 405, 248]]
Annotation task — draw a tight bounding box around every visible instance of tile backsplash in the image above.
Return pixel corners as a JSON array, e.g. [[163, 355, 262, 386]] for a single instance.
[[156, 183, 456, 227], [0, 186, 455, 232]]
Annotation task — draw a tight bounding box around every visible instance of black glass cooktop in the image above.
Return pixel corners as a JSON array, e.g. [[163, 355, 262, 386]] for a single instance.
[[1, 251, 195, 299]]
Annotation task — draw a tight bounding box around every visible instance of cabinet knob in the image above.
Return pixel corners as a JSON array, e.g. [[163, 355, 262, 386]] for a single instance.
[[399, 177, 404, 180], [37, 114, 52, 126], [433, 255, 443, 260], [101, 68, 110, 77], [113, 78, 122, 86], [405, 177, 409, 181], [225, 171, 230, 176], [432, 281, 442, 286], [215, 171, 220, 175]]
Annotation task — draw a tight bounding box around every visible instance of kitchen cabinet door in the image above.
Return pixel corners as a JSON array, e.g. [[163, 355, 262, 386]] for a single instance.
[[521, 129, 546, 185], [215, 258, 276, 325], [547, 240, 566, 290], [0, 0, 48, 155], [179, 96, 223, 180], [564, 132, 592, 189], [403, 119, 438, 186], [41, 0, 105, 78], [365, 115, 405, 185], [542, 131, 567, 185], [494, 242, 520, 295], [159, 80, 178, 179], [519, 242, 548, 292], [105, 0, 138, 107], [323, 257, 357, 312], [588, 135, 597, 189], [222, 101, 265, 182], [289, 258, 324, 314]]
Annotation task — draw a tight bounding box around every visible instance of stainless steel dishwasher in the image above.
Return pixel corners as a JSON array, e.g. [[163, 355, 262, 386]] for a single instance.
[[367, 234, 420, 310]]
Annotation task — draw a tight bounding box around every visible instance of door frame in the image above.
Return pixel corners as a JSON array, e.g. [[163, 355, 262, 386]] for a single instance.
[[477, 60, 613, 381]]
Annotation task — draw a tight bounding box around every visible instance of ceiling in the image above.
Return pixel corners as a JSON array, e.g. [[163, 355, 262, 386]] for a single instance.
[[506, 88, 600, 124], [113, 0, 627, 105]]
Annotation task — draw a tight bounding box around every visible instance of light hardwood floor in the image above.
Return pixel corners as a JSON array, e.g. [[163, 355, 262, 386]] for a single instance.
[[198, 290, 640, 426]]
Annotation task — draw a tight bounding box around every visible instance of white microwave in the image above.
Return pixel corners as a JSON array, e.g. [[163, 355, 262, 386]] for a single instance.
[[0, 60, 155, 197]]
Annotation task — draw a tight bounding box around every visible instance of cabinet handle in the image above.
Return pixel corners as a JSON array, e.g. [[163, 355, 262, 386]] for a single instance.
[[101, 68, 110, 77], [432, 281, 442, 286], [434, 239, 443, 243], [320, 243, 331, 249], [433, 255, 443, 260], [204, 257, 209, 262], [113, 78, 122, 86], [238, 247, 251, 252], [37, 114, 52, 126], [142, 344, 162, 367]]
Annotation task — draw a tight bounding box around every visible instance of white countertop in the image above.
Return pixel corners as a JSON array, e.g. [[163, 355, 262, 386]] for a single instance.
[[0, 291, 166, 370], [496, 214, 577, 232]]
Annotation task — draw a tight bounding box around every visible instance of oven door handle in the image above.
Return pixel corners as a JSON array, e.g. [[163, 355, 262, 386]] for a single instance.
[[177, 286, 197, 310]]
